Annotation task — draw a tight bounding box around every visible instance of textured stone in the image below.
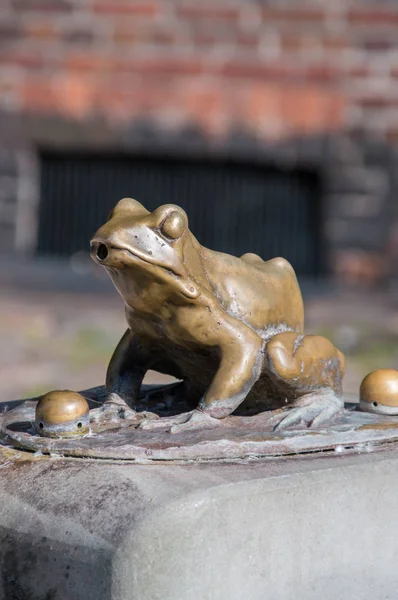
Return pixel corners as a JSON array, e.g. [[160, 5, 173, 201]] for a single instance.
[[2, 443, 398, 599]]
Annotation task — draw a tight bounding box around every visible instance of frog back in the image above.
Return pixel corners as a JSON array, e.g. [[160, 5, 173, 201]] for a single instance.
[[202, 250, 304, 337]]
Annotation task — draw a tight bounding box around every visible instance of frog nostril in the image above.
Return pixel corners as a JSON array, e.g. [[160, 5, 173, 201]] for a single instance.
[[96, 243, 109, 261]]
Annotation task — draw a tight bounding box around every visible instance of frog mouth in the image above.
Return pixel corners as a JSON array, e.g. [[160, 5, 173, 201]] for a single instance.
[[93, 241, 158, 267], [95, 243, 109, 261], [91, 241, 183, 276]]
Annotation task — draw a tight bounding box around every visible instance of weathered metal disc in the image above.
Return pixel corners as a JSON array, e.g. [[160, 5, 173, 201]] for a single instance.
[[2, 386, 398, 462]]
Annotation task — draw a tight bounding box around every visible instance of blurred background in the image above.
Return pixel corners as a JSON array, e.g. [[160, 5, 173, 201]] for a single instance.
[[1, 0, 398, 402]]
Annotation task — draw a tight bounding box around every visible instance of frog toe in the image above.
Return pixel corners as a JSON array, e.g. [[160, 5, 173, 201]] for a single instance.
[[273, 406, 311, 431], [169, 410, 221, 434], [272, 391, 343, 431], [138, 412, 189, 431]]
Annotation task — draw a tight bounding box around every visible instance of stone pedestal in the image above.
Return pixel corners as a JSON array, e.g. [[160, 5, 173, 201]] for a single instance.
[[1, 444, 398, 600]]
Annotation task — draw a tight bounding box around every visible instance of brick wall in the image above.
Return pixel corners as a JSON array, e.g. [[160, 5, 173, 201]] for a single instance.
[[0, 0, 398, 283], [2, 0, 398, 139]]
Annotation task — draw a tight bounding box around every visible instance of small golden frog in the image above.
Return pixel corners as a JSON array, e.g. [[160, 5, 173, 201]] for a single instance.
[[91, 198, 345, 433]]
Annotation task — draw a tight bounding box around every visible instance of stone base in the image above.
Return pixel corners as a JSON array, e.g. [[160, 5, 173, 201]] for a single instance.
[[4, 386, 398, 461], [1, 441, 398, 599]]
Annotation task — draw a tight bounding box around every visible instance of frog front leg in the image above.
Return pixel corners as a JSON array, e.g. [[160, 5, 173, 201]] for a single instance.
[[93, 329, 158, 423], [198, 333, 265, 418], [140, 326, 264, 433], [106, 329, 148, 406], [266, 332, 345, 430]]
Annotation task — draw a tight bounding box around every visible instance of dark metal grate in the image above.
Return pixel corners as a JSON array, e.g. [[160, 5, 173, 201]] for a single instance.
[[37, 152, 323, 276]]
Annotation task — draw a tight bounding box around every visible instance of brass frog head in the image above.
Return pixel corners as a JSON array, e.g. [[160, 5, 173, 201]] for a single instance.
[[91, 198, 199, 301]]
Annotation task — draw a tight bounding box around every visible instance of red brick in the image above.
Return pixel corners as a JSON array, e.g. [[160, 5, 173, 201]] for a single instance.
[[280, 88, 320, 133], [334, 250, 387, 286], [322, 36, 349, 52], [93, 1, 160, 16], [327, 94, 345, 129], [245, 83, 282, 132], [95, 89, 135, 120], [112, 26, 150, 45], [236, 31, 259, 48], [24, 21, 59, 40], [348, 9, 398, 25], [20, 80, 54, 112], [181, 85, 225, 135], [114, 57, 204, 76], [219, 60, 295, 81], [23, 73, 97, 118], [347, 66, 371, 78], [191, 31, 218, 46], [280, 34, 319, 52], [246, 84, 344, 137], [284, 87, 344, 134], [386, 127, 398, 144], [63, 54, 112, 72], [177, 4, 240, 20], [113, 25, 175, 46], [62, 29, 94, 44], [0, 51, 48, 69], [191, 24, 233, 46], [261, 7, 325, 24], [96, 79, 175, 114], [151, 30, 176, 45], [51, 74, 96, 118], [281, 33, 347, 53], [134, 85, 174, 111], [304, 65, 339, 84]]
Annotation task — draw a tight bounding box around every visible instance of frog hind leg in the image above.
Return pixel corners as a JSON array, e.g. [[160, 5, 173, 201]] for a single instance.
[[266, 332, 345, 430]]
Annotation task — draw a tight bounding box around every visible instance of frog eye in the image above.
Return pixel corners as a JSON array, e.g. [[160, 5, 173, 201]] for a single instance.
[[161, 211, 185, 239]]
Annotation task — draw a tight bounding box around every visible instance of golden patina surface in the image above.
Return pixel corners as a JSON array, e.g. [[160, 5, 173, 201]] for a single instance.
[[35, 390, 90, 437], [360, 369, 398, 408], [88, 198, 346, 433]]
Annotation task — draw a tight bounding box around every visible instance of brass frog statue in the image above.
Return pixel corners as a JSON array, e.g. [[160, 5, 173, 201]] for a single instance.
[[90, 198, 345, 433]]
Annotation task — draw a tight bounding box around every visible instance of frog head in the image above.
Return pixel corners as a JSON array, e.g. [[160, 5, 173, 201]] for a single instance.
[[91, 198, 200, 301]]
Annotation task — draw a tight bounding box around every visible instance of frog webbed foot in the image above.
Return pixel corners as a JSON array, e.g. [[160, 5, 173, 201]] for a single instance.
[[169, 410, 221, 434], [270, 391, 343, 431], [138, 409, 221, 434]]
